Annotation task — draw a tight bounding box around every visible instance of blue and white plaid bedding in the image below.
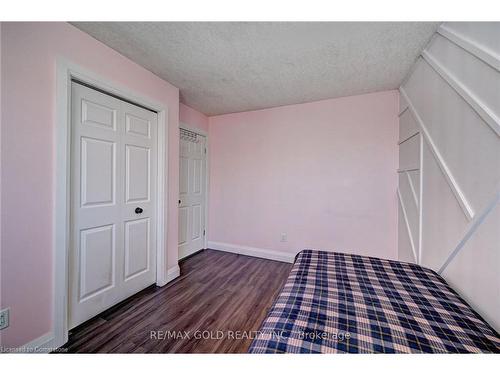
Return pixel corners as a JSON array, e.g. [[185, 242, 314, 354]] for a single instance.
[[249, 250, 500, 353]]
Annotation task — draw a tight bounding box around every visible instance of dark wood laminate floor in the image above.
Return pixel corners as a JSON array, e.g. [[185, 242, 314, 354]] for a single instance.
[[60, 249, 292, 353]]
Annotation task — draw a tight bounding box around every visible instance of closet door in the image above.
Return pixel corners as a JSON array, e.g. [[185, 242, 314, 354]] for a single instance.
[[178, 130, 206, 259], [69, 82, 157, 329]]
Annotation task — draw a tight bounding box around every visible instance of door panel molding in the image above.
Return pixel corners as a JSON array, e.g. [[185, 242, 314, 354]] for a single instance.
[[125, 144, 151, 203], [80, 137, 116, 207], [79, 224, 116, 301], [124, 218, 151, 281]]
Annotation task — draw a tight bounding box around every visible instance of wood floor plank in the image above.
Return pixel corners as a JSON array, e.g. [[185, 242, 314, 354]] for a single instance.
[[59, 249, 292, 353]]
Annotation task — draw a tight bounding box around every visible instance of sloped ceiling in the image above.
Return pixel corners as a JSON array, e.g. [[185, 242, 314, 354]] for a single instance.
[[72, 22, 439, 115]]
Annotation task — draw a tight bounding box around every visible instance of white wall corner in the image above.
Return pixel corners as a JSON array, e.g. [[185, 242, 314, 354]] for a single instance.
[[164, 265, 180, 285]]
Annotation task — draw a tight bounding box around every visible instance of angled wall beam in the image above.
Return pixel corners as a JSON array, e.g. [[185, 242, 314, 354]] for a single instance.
[[438, 191, 500, 274], [422, 51, 500, 137], [437, 25, 500, 72]]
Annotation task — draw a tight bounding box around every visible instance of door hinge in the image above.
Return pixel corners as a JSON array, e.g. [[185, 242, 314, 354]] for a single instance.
[[203, 229, 206, 236], [204, 147, 207, 154]]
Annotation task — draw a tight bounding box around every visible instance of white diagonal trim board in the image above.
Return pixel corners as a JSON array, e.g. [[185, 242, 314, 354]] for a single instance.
[[398, 106, 409, 117], [422, 51, 500, 137], [405, 171, 419, 210], [397, 167, 419, 173], [437, 25, 500, 72], [417, 133, 424, 266], [398, 131, 419, 145], [438, 191, 500, 274], [400, 87, 475, 221], [397, 188, 418, 263]]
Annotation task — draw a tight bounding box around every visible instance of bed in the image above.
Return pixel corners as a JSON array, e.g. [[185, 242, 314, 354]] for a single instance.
[[249, 250, 500, 353]]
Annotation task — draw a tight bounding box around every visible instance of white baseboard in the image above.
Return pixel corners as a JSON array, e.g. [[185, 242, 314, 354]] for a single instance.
[[8, 266, 180, 354], [166, 265, 180, 284], [5, 332, 56, 354], [207, 241, 296, 263]]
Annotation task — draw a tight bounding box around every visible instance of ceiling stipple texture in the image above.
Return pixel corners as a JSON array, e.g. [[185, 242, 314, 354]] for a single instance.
[[72, 22, 439, 116]]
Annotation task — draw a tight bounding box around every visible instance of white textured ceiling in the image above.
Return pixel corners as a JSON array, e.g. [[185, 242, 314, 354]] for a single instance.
[[72, 22, 439, 116]]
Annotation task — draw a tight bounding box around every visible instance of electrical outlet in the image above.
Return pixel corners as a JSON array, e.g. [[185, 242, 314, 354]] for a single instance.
[[280, 233, 287, 242], [0, 308, 9, 330]]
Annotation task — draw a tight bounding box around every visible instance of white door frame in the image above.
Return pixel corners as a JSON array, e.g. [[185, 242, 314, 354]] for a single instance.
[[179, 122, 209, 253], [53, 59, 169, 348]]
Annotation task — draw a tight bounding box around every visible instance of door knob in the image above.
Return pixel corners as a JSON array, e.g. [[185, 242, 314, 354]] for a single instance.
[[135, 207, 143, 214]]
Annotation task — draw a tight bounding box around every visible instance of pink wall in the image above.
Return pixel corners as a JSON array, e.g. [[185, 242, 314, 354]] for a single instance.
[[0, 22, 399, 348], [179, 103, 209, 132], [208, 91, 399, 259], [0, 22, 180, 347]]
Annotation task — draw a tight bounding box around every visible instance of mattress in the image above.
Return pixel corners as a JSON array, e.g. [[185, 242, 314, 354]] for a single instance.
[[249, 250, 500, 353]]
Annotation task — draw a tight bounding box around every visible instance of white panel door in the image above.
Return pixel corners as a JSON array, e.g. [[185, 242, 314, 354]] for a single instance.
[[70, 82, 157, 329], [178, 133, 206, 259]]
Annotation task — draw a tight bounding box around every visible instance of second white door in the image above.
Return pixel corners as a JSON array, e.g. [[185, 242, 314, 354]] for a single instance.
[[178, 131, 206, 259]]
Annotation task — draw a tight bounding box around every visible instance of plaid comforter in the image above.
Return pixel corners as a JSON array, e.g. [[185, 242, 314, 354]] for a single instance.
[[249, 250, 500, 353]]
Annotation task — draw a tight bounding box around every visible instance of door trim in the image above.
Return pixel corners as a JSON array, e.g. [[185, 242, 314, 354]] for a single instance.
[[179, 123, 209, 254], [53, 58, 169, 348]]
